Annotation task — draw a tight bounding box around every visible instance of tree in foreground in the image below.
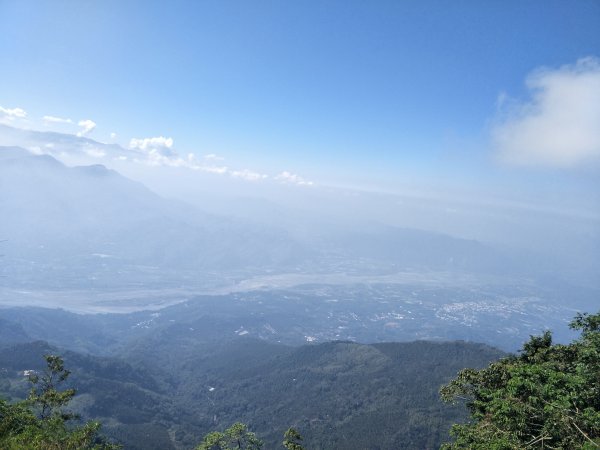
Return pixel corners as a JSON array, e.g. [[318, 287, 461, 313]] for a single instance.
[[282, 427, 305, 450], [27, 354, 76, 421], [197, 423, 306, 450], [0, 354, 120, 450], [440, 311, 600, 449], [196, 422, 263, 450]]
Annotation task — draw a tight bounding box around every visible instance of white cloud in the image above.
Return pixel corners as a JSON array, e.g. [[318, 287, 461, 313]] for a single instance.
[[186, 153, 229, 174], [204, 153, 224, 161], [0, 120, 256, 182], [200, 165, 229, 175], [85, 148, 106, 158], [230, 169, 268, 181], [492, 57, 600, 168], [136, 153, 180, 167], [129, 136, 173, 151], [110, 132, 117, 139], [275, 171, 314, 186], [77, 119, 97, 137], [30, 126, 267, 183], [128, 140, 239, 176], [0, 106, 27, 123], [129, 137, 195, 169], [43, 115, 72, 124]]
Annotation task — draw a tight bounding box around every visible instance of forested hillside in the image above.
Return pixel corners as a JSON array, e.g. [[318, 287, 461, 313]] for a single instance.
[[440, 312, 600, 448], [0, 337, 502, 449]]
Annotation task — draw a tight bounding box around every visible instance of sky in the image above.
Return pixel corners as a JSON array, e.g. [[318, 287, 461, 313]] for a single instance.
[[1, 1, 599, 206]]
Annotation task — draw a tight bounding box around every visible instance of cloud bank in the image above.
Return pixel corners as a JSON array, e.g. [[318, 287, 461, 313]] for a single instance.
[[77, 119, 97, 136], [275, 171, 314, 186], [129, 136, 174, 153], [231, 169, 268, 181], [43, 115, 73, 124], [0, 106, 27, 123], [126, 134, 313, 185], [492, 57, 600, 168], [1, 114, 314, 187]]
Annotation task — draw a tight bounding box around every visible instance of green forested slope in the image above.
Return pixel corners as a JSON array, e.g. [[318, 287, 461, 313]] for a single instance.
[[440, 312, 600, 448], [0, 336, 502, 449]]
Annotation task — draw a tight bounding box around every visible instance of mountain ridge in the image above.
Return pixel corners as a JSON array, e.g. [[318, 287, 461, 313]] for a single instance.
[[0, 336, 504, 450], [0, 145, 517, 295]]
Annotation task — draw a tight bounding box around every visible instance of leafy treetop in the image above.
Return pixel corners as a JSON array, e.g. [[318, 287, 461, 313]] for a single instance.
[[196, 423, 306, 450], [440, 311, 600, 449], [196, 422, 263, 450], [0, 354, 120, 450]]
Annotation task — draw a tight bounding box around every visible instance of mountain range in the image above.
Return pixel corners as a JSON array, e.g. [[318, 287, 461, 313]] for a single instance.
[[0, 333, 504, 449], [0, 145, 519, 294]]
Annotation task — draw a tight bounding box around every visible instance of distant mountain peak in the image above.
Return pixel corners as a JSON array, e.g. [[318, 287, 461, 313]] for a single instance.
[[0, 145, 37, 159], [74, 163, 113, 177]]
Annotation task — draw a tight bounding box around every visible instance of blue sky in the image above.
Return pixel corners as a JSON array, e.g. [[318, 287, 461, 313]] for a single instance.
[[1, 0, 599, 191]]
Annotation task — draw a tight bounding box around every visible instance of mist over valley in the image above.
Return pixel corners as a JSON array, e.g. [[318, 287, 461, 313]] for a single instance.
[[1, 2, 599, 448]]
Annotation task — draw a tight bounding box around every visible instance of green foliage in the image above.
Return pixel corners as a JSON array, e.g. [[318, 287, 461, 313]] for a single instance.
[[27, 354, 76, 420], [282, 427, 305, 450], [1, 338, 502, 449], [0, 354, 120, 450], [441, 311, 600, 449], [196, 422, 263, 450], [197, 423, 306, 450]]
